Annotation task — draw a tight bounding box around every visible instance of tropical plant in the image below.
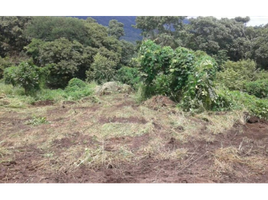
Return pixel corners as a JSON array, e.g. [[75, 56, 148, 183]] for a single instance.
[[244, 79, 268, 98], [4, 61, 48, 95], [86, 53, 117, 84]]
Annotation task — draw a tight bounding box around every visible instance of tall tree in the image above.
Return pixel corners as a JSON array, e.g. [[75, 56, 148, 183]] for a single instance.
[[186, 16, 251, 63], [25, 16, 91, 45], [0, 16, 32, 57], [134, 16, 186, 47], [108, 19, 125, 40], [250, 26, 268, 69]]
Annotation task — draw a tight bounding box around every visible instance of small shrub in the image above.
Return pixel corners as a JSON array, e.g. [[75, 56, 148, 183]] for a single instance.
[[65, 78, 87, 92], [63, 78, 94, 100], [244, 79, 268, 98], [116, 66, 141, 89], [26, 116, 49, 126]]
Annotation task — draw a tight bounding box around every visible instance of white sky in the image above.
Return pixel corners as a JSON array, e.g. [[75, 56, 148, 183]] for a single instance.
[[188, 15, 268, 26]]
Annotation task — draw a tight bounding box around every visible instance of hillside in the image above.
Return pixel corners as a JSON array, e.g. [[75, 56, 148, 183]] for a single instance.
[[73, 16, 143, 43], [1, 84, 268, 183]]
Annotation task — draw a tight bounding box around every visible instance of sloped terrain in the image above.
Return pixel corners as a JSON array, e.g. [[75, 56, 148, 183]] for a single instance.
[[0, 93, 268, 183]]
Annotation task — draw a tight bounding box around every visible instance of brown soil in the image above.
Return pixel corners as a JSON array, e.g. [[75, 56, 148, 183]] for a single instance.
[[143, 95, 176, 110], [0, 93, 268, 183], [32, 100, 54, 106]]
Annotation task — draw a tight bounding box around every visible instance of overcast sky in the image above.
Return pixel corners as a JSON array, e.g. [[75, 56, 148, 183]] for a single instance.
[[188, 15, 268, 26]]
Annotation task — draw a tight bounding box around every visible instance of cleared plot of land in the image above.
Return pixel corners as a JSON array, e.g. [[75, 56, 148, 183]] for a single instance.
[[0, 93, 268, 183]]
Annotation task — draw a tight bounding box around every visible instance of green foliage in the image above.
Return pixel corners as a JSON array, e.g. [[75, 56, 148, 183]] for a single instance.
[[210, 85, 268, 119], [152, 73, 174, 96], [108, 19, 125, 40], [25, 38, 95, 88], [3, 66, 18, 86], [24, 38, 45, 65], [25, 17, 91, 46], [135, 16, 186, 47], [216, 59, 258, 90], [251, 26, 268, 69], [0, 57, 13, 79], [86, 53, 117, 84], [227, 91, 268, 119], [32, 79, 96, 102], [26, 116, 49, 126], [0, 81, 25, 96], [181, 55, 218, 111], [244, 79, 268, 98], [116, 66, 141, 89], [0, 16, 32, 57], [33, 88, 65, 102], [169, 47, 195, 92], [63, 78, 94, 101], [137, 40, 165, 85], [4, 61, 48, 95], [66, 78, 87, 89], [187, 17, 250, 62], [136, 40, 218, 111], [120, 40, 137, 66], [211, 49, 229, 67]]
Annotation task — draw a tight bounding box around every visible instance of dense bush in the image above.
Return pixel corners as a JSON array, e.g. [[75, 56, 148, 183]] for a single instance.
[[25, 38, 96, 88], [0, 56, 29, 79], [63, 78, 94, 100], [86, 53, 117, 84], [181, 55, 218, 111], [25, 16, 91, 46], [216, 59, 258, 90], [4, 61, 48, 95], [116, 66, 141, 89], [212, 86, 268, 119], [228, 91, 268, 119], [244, 79, 268, 98], [0, 57, 12, 79], [136, 40, 218, 111]]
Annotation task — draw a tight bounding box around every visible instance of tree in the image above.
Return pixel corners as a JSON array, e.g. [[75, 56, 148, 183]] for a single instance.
[[26, 38, 97, 88], [0, 16, 32, 57], [120, 40, 136, 66], [134, 16, 186, 47], [25, 16, 91, 46], [86, 53, 117, 83], [234, 16, 250, 24], [108, 19, 125, 40], [186, 17, 251, 64], [250, 26, 268, 69]]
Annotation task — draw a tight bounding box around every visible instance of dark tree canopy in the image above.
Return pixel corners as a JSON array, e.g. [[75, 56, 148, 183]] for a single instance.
[[108, 19, 125, 40]]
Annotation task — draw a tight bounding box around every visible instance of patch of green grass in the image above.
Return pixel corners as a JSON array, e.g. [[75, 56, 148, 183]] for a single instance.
[[25, 116, 50, 126], [33, 81, 97, 102], [0, 82, 36, 108]]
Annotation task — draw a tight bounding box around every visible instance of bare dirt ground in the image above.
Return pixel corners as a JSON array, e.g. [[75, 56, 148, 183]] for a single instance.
[[0, 93, 268, 183]]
